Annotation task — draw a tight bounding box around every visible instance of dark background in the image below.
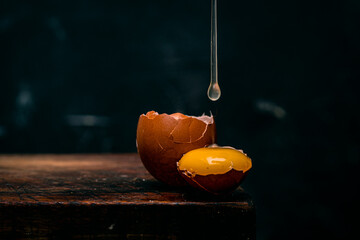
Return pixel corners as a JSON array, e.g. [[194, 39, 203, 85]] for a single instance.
[[1, 0, 359, 239]]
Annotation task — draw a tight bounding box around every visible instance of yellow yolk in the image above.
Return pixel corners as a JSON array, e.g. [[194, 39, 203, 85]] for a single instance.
[[177, 147, 252, 176]]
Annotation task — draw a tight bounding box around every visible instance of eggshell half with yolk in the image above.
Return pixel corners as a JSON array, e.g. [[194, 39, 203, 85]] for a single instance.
[[136, 111, 216, 186], [177, 145, 252, 194]]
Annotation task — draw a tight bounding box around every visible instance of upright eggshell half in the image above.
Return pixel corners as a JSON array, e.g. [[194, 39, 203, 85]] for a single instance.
[[136, 111, 216, 186]]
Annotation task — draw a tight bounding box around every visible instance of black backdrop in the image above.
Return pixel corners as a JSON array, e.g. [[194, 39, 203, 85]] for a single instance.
[[1, 0, 359, 239]]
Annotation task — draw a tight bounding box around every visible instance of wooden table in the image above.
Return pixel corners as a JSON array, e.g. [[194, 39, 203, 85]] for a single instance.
[[0, 154, 255, 240]]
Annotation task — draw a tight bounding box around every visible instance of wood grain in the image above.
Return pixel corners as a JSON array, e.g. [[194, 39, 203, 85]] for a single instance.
[[0, 154, 255, 239]]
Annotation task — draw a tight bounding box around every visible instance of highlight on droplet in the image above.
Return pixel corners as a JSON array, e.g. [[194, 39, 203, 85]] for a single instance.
[[207, 83, 221, 101]]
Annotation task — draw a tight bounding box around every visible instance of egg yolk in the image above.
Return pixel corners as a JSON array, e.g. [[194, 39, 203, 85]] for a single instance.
[[178, 147, 252, 176]]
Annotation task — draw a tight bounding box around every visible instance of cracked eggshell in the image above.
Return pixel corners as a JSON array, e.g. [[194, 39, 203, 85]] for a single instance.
[[180, 169, 249, 195], [136, 111, 216, 186], [177, 146, 252, 194]]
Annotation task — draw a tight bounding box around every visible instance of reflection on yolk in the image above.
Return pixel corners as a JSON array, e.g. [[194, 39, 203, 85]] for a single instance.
[[206, 157, 227, 165], [178, 147, 252, 176]]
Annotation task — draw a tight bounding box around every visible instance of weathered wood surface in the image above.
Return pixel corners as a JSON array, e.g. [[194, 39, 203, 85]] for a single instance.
[[0, 154, 255, 240]]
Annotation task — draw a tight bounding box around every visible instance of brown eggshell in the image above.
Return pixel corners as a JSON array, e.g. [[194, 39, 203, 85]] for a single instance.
[[136, 111, 216, 186], [179, 169, 249, 195]]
